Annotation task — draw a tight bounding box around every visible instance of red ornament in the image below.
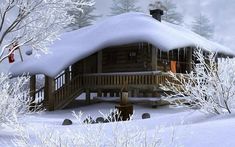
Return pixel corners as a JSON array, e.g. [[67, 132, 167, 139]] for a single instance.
[[8, 47, 15, 63]]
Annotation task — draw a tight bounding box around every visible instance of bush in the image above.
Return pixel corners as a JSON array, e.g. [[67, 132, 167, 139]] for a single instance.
[[161, 48, 235, 114]]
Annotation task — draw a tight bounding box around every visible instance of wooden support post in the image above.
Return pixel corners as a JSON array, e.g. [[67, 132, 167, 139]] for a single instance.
[[188, 47, 193, 72], [110, 91, 115, 97], [116, 92, 120, 97], [156, 48, 158, 70], [97, 51, 103, 73], [97, 89, 102, 97], [132, 89, 138, 97], [143, 91, 148, 97], [30, 75, 36, 102], [152, 46, 157, 71], [86, 89, 91, 104], [44, 76, 55, 111], [103, 92, 107, 97]]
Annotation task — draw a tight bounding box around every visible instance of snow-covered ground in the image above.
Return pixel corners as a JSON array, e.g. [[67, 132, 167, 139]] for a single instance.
[[1, 101, 235, 147]]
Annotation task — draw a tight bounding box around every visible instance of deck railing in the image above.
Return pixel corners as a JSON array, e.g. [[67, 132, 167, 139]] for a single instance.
[[82, 72, 174, 88], [34, 87, 44, 104], [33, 71, 177, 110], [53, 75, 83, 109], [54, 71, 72, 90]]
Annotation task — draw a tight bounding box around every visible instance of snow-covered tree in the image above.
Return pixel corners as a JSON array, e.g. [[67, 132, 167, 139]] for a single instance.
[[149, 0, 183, 25], [192, 14, 214, 39], [67, 0, 100, 30], [0, 0, 93, 129], [110, 0, 142, 16], [0, 73, 32, 127], [0, 0, 94, 62], [161, 48, 235, 114]]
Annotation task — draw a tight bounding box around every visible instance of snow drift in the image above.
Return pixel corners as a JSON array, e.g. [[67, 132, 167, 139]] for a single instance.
[[9, 12, 234, 77]]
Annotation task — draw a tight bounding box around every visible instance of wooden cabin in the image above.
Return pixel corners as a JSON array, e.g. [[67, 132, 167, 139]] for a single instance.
[[10, 9, 233, 111], [32, 43, 195, 111]]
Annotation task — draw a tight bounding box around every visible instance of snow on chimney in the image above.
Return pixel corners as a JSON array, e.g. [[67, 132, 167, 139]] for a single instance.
[[150, 9, 164, 22]]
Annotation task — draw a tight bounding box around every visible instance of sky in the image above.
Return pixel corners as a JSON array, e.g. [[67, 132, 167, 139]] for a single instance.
[[94, 0, 235, 48], [0, 0, 235, 73]]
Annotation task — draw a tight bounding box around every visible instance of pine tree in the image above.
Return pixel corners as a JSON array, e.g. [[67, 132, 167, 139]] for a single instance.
[[192, 14, 214, 39], [149, 0, 183, 25], [67, 0, 100, 30], [110, 0, 142, 16]]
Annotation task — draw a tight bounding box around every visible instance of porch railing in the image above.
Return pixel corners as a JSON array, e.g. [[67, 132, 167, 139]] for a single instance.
[[33, 71, 177, 110], [82, 72, 174, 88]]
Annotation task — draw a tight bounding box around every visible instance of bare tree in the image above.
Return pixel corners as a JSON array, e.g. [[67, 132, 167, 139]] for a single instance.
[[0, 0, 94, 63], [192, 14, 214, 39], [110, 0, 142, 16]]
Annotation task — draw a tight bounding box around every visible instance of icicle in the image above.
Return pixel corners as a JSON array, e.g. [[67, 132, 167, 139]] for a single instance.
[[178, 48, 180, 62], [160, 50, 162, 59], [148, 43, 150, 53], [167, 51, 169, 61], [156, 47, 158, 58]]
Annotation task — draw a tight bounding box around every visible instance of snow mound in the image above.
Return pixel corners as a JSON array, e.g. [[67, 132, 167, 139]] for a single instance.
[[9, 12, 234, 77]]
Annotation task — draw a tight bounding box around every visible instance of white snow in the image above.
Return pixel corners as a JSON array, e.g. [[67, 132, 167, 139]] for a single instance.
[[1, 102, 235, 146], [9, 12, 234, 77]]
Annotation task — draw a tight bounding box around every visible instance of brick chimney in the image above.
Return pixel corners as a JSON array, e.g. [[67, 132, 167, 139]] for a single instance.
[[150, 9, 164, 22]]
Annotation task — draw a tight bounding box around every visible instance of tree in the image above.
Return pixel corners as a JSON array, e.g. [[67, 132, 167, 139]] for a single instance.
[[110, 0, 142, 16], [192, 14, 214, 39], [67, 0, 100, 30], [0, 73, 31, 126], [0, 0, 93, 129], [0, 0, 94, 63], [161, 48, 235, 115], [149, 0, 183, 25]]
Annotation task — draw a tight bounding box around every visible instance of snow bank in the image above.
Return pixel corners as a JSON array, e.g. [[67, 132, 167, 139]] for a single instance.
[[9, 12, 234, 77]]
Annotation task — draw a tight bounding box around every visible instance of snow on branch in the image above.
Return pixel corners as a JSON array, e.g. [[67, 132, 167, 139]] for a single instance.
[[161, 47, 235, 114], [0, 73, 33, 128], [0, 0, 94, 62]]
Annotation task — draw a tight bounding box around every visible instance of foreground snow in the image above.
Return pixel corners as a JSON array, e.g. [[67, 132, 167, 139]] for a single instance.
[[1, 102, 235, 146]]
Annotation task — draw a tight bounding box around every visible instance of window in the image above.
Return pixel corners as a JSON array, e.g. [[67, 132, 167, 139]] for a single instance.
[[128, 51, 137, 63]]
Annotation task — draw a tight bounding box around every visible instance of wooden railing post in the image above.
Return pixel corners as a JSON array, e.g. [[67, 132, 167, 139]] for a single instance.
[[86, 89, 91, 104], [188, 47, 193, 72], [30, 75, 36, 102], [45, 76, 55, 111]]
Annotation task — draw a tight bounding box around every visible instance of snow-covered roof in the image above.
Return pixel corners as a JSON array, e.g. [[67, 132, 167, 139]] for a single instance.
[[9, 12, 234, 77]]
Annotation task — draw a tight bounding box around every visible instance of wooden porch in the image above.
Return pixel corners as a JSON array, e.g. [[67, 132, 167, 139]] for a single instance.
[[31, 71, 177, 111]]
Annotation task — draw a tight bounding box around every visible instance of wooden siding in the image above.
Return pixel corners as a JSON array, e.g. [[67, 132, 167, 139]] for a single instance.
[[102, 43, 153, 73]]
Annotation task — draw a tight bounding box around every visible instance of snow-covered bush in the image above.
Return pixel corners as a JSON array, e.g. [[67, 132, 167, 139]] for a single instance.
[[12, 110, 165, 147], [161, 48, 235, 114], [0, 73, 32, 127]]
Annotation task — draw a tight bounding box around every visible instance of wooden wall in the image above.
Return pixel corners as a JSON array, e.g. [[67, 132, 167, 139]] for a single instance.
[[71, 43, 193, 77], [102, 43, 153, 73], [72, 53, 97, 77], [157, 47, 192, 73]]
